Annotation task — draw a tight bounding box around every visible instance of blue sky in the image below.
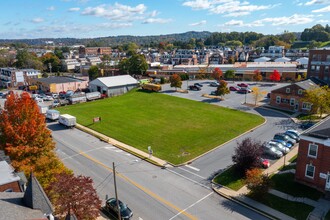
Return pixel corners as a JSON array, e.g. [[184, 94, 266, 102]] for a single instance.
[[1, 0, 330, 39]]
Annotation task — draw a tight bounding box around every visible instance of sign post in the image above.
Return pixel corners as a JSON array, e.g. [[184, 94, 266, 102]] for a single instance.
[[148, 146, 153, 158]]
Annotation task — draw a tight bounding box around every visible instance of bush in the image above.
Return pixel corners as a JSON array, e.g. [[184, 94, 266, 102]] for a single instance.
[[245, 168, 272, 199]]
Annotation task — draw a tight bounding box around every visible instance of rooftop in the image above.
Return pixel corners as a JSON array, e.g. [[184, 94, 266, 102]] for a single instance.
[[36, 76, 85, 84], [0, 161, 20, 186], [303, 116, 330, 140]]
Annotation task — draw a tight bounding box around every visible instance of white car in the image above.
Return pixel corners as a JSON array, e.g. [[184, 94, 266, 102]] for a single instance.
[[43, 95, 54, 101]]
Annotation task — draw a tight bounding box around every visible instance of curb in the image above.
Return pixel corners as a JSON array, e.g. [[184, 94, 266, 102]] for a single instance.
[[211, 183, 279, 220]]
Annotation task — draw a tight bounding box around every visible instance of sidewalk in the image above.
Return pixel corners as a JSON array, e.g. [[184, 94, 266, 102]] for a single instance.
[[213, 145, 330, 220], [75, 123, 170, 168]]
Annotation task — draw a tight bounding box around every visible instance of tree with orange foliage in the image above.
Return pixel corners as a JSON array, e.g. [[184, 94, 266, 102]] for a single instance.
[[245, 168, 271, 199], [212, 67, 223, 82], [46, 172, 101, 220], [253, 69, 263, 83], [169, 74, 182, 90], [0, 92, 69, 187], [269, 69, 281, 82]]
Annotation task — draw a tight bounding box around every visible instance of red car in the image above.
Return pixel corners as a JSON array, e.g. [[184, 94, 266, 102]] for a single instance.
[[237, 83, 248, 87], [229, 86, 240, 91], [259, 158, 270, 168]]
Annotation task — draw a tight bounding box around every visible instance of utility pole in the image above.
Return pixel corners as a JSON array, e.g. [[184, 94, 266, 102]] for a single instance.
[[113, 162, 121, 220]]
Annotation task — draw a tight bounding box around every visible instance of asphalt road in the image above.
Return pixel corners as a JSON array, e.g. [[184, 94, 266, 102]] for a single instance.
[[51, 122, 269, 220]]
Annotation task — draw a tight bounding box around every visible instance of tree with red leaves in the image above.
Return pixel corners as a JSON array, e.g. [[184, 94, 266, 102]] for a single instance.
[[0, 91, 69, 187], [232, 138, 263, 175], [46, 172, 102, 220], [169, 73, 182, 90], [212, 67, 223, 82], [269, 69, 281, 82]]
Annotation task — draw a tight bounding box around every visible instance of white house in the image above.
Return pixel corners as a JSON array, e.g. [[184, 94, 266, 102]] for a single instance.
[[89, 75, 139, 97]]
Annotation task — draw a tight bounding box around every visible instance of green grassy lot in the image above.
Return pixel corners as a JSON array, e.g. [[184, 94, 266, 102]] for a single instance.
[[213, 166, 245, 191], [251, 193, 314, 220], [271, 173, 322, 200], [58, 90, 264, 164]]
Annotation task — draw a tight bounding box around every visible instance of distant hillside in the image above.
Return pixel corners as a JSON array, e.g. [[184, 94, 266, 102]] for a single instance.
[[0, 31, 213, 46]]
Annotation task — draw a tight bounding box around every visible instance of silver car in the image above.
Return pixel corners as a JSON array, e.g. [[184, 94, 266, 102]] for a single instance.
[[267, 141, 289, 154], [263, 144, 283, 159]]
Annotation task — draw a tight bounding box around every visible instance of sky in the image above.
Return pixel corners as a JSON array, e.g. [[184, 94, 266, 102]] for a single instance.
[[1, 0, 330, 39]]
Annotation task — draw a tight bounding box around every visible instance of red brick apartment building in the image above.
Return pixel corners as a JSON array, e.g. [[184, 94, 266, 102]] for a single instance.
[[79, 46, 111, 57], [295, 117, 330, 198], [308, 48, 330, 85], [269, 79, 317, 113]]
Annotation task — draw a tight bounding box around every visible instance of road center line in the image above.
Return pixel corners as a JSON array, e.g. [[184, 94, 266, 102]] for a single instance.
[[179, 167, 206, 179], [169, 192, 214, 220], [80, 152, 198, 220], [185, 164, 200, 172]]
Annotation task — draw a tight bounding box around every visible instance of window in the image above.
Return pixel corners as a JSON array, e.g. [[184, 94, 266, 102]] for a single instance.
[[276, 96, 281, 104], [286, 88, 290, 93], [305, 164, 315, 178], [298, 89, 303, 95], [308, 143, 318, 158], [311, 65, 315, 70], [290, 98, 295, 106], [302, 102, 312, 110]]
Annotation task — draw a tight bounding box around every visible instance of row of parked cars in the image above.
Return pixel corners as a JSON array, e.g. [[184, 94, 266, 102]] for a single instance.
[[263, 129, 300, 159]]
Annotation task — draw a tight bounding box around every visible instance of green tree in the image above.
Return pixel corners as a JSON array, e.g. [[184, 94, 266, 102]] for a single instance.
[[216, 80, 230, 98], [118, 58, 130, 75], [15, 49, 43, 70], [303, 86, 330, 118], [54, 47, 64, 59], [88, 65, 99, 80], [40, 52, 61, 73], [224, 70, 235, 80], [169, 74, 182, 90], [128, 54, 148, 75]]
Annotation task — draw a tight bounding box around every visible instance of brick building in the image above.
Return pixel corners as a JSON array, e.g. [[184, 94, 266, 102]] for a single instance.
[[79, 46, 111, 57], [295, 117, 330, 197], [307, 48, 330, 85], [269, 79, 317, 112], [0, 68, 40, 88]]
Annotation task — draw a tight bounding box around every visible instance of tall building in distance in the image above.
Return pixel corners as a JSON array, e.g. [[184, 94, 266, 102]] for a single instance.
[[307, 48, 330, 85]]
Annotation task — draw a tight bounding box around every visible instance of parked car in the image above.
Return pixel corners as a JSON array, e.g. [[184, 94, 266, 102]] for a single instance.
[[300, 121, 316, 130], [237, 87, 252, 94], [273, 133, 296, 146], [266, 141, 289, 154], [210, 91, 217, 95], [104, 198, 133, 220], [188, 85, 201, 91], [194, 83, 203, 87], [263, 144, 283, 159], [286, 129, 300, 137], [259, 157, 270, 168], [229, 86, 240, 91], [52, 100, 60, 108], [284, 131, 300, 142], [43, 95, 54, 101], [210, 82, 219, 87], [237, 83, 248, 87], [52, 93, 59, 99], [271, 139, 293, 149]]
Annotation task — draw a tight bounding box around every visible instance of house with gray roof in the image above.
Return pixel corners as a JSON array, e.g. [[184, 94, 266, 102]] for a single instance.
[[31, 76, 88, 93], [89, 75, 139, 97]]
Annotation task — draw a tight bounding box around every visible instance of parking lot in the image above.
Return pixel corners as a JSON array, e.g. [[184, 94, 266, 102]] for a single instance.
[[160, 79, 290, 111]]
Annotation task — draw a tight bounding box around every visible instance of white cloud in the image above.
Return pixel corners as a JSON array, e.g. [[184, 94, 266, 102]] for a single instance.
[[261, 14, 314, 25], [223, 11, 250, 17], [305, 0, 330, 5], [220, 19, 264, 27], [210, 3, 275, 15], [81, 3, 147, 21], [317, 19, 330, 23], [312, 5, 330, 12], [142, 18, 172, 24], [31, 18, 44, 23], [47, 6, 55, 11], [189, 20, 207, 26], [182, 0, 211, 10], [97, 23, 133, 29], [68, 7, 80, 12], [150, 10, 159, 17]]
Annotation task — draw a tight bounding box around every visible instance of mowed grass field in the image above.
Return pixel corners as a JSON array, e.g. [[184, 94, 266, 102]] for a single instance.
[[58, 90, 264, 164]]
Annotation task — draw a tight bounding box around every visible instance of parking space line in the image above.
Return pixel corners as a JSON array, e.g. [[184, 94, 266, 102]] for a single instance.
[[179, 167, 207, 180], [185, 164, 200, 172]]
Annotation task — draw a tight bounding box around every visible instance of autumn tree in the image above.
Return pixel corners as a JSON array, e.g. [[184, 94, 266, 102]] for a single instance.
[[0, 92, 69, 187], [253, 69, 263, 83], [245, 168, 271, 199], [251, 87, 267, 106], [212, 67, 223, 82], [303, 86, 330, 118], [169, 74, 182, 90], [46, 172, 101, 220], [216, 80, 230, 98], [40, 52, 61, 73], [232, 138, 263, 176], [269, 70, 281, 82]]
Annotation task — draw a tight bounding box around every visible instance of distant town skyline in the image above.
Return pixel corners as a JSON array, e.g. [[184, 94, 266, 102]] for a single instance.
[[1, 0, 329, 39]]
